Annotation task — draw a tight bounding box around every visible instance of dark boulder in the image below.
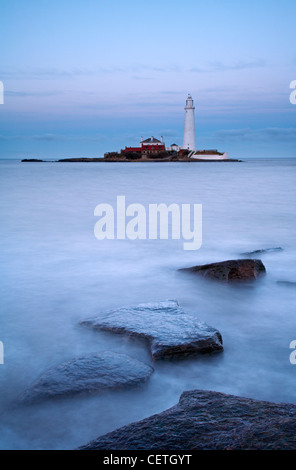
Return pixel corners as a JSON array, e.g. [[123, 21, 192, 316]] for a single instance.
[[20, 351, 153, 404], [78, 389, 296, 450], [180, 259, 266, 282], [80, 300, 223, 360]]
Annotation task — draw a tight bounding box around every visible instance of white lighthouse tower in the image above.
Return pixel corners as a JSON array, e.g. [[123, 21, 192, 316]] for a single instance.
[[182, 94, 196, 151]]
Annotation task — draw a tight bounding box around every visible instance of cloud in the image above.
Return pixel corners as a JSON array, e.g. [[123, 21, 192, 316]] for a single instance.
[[0, 64, 175, 81], [190, 59, 266, 73], [159, 91, 184, 95], [159, 129, 179, 137], [0, 133, 108, 142], [0, 66, 123, 80], [214, 127, 296, 142], [5, 90, 65, 98], [131, 75, 155, 81]]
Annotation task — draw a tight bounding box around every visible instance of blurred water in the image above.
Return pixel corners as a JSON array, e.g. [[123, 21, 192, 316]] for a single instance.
[[0, 158, 296, 449]]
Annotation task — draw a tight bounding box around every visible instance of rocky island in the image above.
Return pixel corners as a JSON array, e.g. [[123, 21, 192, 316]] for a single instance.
[[21, 150, 241, 163]]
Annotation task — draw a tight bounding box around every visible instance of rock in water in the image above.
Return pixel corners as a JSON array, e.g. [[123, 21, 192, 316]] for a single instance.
[[21, 159, 45, 162], [20, 352, 154, 404], [277, 281, 296, 287], [241, 247, 283, 256], [180, 259, 266, 282], [78, 389, 296, 450], [80, 300, 223, 360]]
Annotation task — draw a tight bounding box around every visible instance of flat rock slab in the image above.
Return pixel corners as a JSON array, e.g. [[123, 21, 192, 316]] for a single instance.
[[180, 259, 266, 282], [80, 301, 223, 360], [79, 389, 296, 450], [20, 351, 154, 404]]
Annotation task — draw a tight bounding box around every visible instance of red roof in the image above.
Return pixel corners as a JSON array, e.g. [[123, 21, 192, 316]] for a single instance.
[[123, 147, 142, 152]]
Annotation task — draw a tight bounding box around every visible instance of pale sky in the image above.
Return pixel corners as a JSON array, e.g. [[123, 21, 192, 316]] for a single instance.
[[0, 0, 295, 159]]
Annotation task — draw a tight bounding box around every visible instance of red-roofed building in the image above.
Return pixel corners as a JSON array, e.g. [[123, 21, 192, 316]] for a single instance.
[[121, 136, 166, 157]]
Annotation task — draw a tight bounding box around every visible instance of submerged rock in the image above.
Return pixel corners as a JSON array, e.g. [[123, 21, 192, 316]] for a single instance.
[[79, 389, 296, 450], [277, 281, 296, 287], [179, 259, 266, 282], [21, 159, 45, 162], [20, 351, 153, 404], [80, 300, 223, 360], [241, 247, 283, 256]]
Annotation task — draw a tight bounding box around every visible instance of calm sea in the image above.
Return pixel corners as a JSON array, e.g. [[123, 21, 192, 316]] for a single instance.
[[0, 157, 296, 449]]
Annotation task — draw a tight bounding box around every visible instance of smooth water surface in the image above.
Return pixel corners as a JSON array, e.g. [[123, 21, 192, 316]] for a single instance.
[[0, 158, 296, 449]]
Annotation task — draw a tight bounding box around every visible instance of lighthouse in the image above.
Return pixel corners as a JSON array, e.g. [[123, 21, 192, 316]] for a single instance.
[[182, 94, 196, 151]]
